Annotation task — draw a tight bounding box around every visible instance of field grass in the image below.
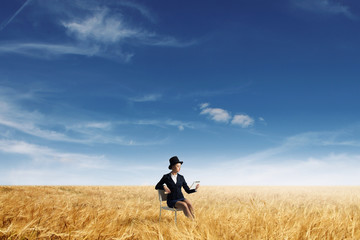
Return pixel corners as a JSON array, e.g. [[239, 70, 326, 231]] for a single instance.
[[1, 186, 360, 239]]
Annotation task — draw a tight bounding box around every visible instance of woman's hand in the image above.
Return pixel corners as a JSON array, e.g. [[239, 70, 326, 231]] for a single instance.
[[164, 185, 171, 194], [195, 184, 200, 190]]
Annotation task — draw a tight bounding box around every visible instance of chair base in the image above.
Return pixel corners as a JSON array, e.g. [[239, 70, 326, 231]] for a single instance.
[[159, 207, 182, 224]]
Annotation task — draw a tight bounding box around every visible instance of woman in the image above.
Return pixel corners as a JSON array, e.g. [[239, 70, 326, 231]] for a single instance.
[[155, 156, 200, 219]]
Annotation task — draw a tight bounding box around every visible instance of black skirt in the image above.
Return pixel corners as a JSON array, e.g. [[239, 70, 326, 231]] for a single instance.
[[167, 197, 185, 208]]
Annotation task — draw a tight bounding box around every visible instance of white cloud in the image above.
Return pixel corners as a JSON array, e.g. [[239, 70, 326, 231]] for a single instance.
[[292, 0, 356, 20], [199, 103, 254, 127], [200, 107, 232, 123], [231, 114, 254, 128]]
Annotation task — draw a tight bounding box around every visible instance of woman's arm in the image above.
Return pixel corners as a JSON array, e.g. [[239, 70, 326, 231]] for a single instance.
[[182, 176, 197, 194], [155, 175, 166, 190]]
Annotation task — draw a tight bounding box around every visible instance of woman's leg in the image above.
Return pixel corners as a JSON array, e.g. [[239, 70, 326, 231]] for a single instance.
[[183, 199, 195, 218], [175, 201, 193, 218]]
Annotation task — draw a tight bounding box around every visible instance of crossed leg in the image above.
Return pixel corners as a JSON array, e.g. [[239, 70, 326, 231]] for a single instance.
[[175, 199, 195, 219], [183, 199, 195, 218]]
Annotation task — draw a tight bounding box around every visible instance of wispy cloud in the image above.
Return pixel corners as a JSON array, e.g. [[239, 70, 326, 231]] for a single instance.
[[175, 83, 252, 100], [186, 129, 360, 185], [1, 157, 164, 185], [62, 8, 196, 48], [258, 117, 267, 125], [284, 130, 360, 148], [0, 99, 71, 141], [0, 98, 98, 144], [162, 120, 195, 131], [199, 103, 210, 109], [0, 86, 165, 146], [0, 0, 31, 31], [62, 10, 139, 44], [184, 127, 360, 184], [66, 118, 195, 133], [115, 119, 197, 132], [0, 1, 197, 61], [81, 122, 112, 130], [189, 152, 360, 185], [118, 0, 158, 23], [221, 129, 360, 166], [129, 94, 162, 102], [0, 139, 107, 169], [292, 0, 356, 20], [140, 36, 198, 47], [0, 42, 105, 59], [0, 105, 160, 146]]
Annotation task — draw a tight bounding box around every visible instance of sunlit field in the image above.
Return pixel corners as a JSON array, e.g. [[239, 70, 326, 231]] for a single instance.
[[1, 186, 360, 239]]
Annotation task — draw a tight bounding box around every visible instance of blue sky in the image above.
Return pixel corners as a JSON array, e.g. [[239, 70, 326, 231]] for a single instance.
[[1, 0, 360, 185]]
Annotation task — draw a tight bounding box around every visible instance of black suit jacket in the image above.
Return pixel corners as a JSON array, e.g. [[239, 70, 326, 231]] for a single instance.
[[155, 172, 196, 201]]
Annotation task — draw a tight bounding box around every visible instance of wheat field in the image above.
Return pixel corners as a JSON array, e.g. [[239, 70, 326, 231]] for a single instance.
[[1, 186, 360, 239]]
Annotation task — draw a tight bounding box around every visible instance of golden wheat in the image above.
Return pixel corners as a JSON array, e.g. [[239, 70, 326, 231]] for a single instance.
[[1, 186, 360, 239]]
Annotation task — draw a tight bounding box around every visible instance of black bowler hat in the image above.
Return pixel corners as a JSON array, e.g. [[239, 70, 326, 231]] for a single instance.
[[168, 156, 183, 169]]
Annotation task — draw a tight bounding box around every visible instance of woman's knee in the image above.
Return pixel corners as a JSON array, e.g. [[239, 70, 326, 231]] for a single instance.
[[175, 201, 189, 210], [184, 200, 193, 208]]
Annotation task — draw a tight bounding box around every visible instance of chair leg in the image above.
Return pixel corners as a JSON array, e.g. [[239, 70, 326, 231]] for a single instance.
[[159, 208, 161, 222], [174, 210, 177, 225]]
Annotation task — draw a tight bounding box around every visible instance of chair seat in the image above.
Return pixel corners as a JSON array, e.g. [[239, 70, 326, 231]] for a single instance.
[[161, 206, 182, 211]]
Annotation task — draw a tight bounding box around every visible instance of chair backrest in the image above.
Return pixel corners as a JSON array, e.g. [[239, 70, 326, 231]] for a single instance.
[[158, 190, 167, 202]]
